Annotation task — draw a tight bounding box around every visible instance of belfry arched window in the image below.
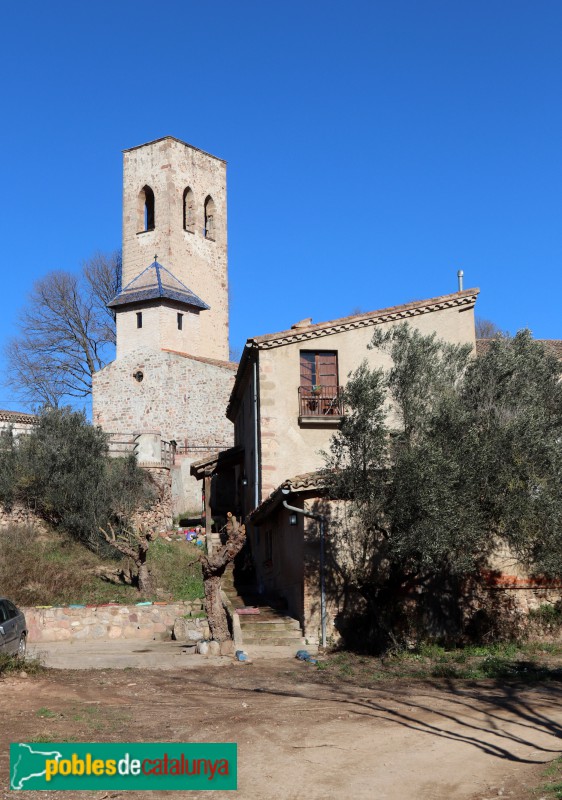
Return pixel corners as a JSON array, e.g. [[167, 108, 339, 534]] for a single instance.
[[183, 187, 195, 233], [204, 195, 215, 240], [138, 185, 155, 232]]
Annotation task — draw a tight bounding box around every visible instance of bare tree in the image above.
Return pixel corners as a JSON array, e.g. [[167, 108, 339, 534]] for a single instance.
[[200, 512, 246, 642], [475, 316, 506, 340], [83, 250, 121, 347], [101, 523, 155, 595], [6, 251, 121, 407]]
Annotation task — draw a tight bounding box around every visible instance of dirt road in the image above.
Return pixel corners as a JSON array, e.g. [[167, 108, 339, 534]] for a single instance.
[[2, 662, 561, 799]]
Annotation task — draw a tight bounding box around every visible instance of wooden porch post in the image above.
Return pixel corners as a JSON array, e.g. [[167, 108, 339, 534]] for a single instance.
[[204, 471, 213, 556]]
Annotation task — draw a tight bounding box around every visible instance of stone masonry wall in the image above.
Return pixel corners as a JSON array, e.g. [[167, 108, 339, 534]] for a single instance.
[[122, 137, 229, 362], [0, 504, 46, 531], [93, 349, 235, 449], [24, 601, 208, 643], [93, 349, 235, 512], [134, 467, 173, 531]]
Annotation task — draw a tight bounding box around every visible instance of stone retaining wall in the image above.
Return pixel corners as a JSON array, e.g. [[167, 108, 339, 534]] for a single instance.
[[0, 504, 46, 531], [24, 601, 207, 643]]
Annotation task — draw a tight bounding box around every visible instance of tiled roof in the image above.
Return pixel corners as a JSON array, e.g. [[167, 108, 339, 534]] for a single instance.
[[161, 350, 238, 370], [476, 338, 562, 359], [190, 445, 245, 478], [0, 410, 38, 424], [248, 471, 326, 524], [108, 261, 210, 311], [248, 289, 479, 350]]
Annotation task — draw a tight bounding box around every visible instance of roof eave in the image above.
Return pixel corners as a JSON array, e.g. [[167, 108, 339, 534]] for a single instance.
[[251, 288, 480, 350]]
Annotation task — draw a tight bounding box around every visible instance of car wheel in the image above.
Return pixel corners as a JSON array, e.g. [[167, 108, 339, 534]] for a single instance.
[[17, 634, 26, 660]]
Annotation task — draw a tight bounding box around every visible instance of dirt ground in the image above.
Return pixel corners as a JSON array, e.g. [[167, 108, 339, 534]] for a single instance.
[[2, 661, 562, 800]]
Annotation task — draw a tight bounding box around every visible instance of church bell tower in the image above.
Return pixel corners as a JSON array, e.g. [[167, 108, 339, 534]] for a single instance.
[[116, 136, 229, 362]]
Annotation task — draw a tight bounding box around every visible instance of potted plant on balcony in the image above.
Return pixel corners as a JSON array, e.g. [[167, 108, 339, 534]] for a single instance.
[[311, 384, 323, 396]]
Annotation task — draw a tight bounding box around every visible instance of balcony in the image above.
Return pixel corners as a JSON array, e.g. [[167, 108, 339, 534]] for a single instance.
[[298, 385, 344, 425]]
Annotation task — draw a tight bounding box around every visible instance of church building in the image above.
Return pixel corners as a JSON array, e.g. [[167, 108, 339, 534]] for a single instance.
[[92, 137, 236, 514]]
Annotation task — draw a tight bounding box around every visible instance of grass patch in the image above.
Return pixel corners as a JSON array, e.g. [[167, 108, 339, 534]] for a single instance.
[[147, 539, 204, 600], [313, 641, 562, 687], [0, 525, 204, 605], [36, 707, 57, 719], [0, 653, 44, 676], [539, 756, 562, 798]]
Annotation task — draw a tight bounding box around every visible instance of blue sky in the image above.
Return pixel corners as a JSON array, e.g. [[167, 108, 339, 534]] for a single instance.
[[1, 1, 561, 411]]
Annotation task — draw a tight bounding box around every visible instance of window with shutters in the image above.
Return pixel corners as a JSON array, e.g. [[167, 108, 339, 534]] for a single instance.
[[298, 351, 344, 419]]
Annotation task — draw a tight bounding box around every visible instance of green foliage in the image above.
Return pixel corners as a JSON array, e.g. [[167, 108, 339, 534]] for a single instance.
[[147, 539, 204, 600], [0, 653, 44, 676], [528, 603, 562, 626], [0, 428, 17, 509], [317, 642, 562, 686], [0, 408, 154, 550], [324, 325, 562, 643], [0, 525, 204, 605]]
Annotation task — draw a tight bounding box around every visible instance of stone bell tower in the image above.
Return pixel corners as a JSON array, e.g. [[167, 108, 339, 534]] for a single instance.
[[92, 137, 236, 515], [120, 136, 229, 361]]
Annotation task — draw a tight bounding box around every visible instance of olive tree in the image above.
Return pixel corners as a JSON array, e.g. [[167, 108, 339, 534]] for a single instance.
[[324, 325, 562, 641]]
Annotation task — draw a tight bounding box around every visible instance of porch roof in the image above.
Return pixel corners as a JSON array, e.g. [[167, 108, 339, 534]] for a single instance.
[[248, 471, 326, 525], [190, 445, 244, 480]]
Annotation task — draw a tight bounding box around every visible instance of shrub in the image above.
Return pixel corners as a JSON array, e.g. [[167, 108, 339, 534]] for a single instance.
[[0, 408, 153, 550]]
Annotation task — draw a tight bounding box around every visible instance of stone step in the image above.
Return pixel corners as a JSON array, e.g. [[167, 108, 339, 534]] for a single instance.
[[242, 635, 306, 646], [238, 620, 302, 631]]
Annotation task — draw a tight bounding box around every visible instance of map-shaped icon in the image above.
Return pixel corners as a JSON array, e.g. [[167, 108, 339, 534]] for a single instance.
[[10, 743, 63, 790]]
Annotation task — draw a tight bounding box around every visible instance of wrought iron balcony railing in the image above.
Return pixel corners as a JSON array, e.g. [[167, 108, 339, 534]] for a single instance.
[[298, 385, 344, 418]]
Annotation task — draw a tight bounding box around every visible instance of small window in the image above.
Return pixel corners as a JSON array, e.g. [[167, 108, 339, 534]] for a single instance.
[[4, 600, 18, 619], [177, 312, 183, 331], [183, 187, 195, 232], [204, 195, 215, 240], [136, 312, 143, 329], [138, 185, 155, 232]]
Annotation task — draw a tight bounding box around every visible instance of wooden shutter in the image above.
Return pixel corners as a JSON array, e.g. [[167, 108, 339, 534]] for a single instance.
[[317, 352, 338, 387], [300, 352, 316, 388]]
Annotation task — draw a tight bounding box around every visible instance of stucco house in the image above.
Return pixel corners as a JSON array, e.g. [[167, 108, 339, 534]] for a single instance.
[[194, 287, 480, 642], [0, 410, 38, 437]]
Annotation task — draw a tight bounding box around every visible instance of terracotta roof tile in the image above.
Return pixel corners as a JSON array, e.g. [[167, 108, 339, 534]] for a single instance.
[[476, 338, 562, 359], [0, 410, 38, 424]]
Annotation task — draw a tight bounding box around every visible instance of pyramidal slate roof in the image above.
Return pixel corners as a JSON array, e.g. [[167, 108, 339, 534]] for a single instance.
[[108, 261, 210, 311]]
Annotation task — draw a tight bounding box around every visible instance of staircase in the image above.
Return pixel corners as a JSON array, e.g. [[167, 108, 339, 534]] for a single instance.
[[209, 531, 222, 552], [221, 563, 306, 650]]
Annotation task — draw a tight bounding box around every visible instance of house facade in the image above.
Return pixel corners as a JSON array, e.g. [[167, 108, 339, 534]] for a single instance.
[[224, 289, 479, 641]]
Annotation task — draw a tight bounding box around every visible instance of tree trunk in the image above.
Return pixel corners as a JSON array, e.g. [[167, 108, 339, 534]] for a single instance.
[[200, 512, 246, 642], [137, 559, 153, 596], [204, 575, 230, 641]]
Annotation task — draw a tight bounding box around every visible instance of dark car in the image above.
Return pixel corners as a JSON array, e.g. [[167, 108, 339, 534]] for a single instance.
[[0, 598, 27, 658]]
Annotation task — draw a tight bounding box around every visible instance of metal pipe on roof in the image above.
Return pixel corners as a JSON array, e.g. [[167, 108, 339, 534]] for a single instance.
[[457, 269, 464, 292], [253, 358, 260, 510]]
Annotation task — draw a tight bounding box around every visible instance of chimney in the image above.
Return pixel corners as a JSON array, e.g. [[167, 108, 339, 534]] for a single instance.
[[457, 269, 464, 292]]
